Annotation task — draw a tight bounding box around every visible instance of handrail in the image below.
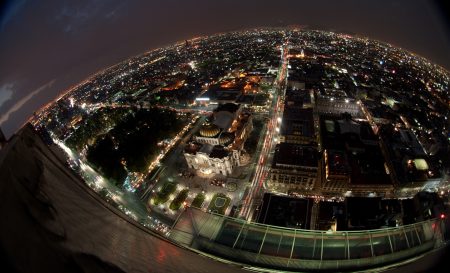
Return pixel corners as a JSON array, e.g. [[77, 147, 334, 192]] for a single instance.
[[170, 207, 447, 271], [190, 206, 437, 235]]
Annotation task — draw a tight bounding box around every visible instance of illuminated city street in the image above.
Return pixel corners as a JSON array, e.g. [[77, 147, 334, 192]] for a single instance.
[[240, 38, 290, 220]]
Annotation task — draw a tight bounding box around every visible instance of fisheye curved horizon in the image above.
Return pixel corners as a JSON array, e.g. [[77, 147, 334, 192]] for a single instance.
[[28, 27, 450, 126], [1, 27, 449, 273]]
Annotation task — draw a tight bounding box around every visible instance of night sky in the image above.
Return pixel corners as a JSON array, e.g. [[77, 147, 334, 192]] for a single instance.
[[0, 0, 449, 137]]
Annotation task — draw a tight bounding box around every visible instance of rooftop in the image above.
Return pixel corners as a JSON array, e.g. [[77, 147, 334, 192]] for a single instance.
[[198, 143, 214, 154], [209, 145, 229, 159], [184, 142, 202, 154], [215, 103, 240, 114], [280, 108, 314, 137], [320, 114, 377, 149], [325, 149, 350, 175], [199, 123, 221, 138], [272, 143, 318, 168]]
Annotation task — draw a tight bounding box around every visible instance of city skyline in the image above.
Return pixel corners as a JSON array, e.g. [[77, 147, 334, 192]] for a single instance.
[[0, 0, 450, 137]]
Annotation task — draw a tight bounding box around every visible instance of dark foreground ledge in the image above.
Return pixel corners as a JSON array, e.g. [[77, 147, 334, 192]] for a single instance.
[[0, 125, 246, 273]]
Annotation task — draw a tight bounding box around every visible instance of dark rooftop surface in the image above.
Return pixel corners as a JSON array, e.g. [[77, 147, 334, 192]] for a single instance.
[[214, 103, 240, 114], [257, 193, 313, 229], [272, 143, 318, 168], [326, 149, 350, 175], [209, 145, 229, 159], [184, 142, 202, 154], [345, 197, 383, 230], [316, 201, 345, 231], [280, 108, 314, 137], [284, 89, 312, 110], [321, 114, 378, 148], [348, 145, 391, 185]]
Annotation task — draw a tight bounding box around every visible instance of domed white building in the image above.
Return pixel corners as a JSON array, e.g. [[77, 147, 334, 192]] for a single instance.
[[184, 103, 253, 175], [184, 143, 236, 175]]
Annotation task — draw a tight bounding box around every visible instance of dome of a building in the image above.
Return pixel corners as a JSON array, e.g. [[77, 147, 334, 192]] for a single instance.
[[199, 124, 220, 137], [219, 132, 234, 145]]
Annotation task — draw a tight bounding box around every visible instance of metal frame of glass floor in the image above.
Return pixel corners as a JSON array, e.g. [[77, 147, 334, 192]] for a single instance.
[[169, 207, 447, 271]]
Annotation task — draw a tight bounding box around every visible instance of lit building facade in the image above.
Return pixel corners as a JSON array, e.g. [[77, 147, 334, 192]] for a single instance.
[[184, 143, 236, 175]]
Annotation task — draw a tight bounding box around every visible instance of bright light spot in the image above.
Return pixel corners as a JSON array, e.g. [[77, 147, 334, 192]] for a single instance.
[[123, 175, 136, 193], [188, 61, 197, 70]]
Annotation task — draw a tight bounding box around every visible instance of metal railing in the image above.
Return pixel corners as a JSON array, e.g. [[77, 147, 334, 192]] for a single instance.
[[170, 207, 446, 271]]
